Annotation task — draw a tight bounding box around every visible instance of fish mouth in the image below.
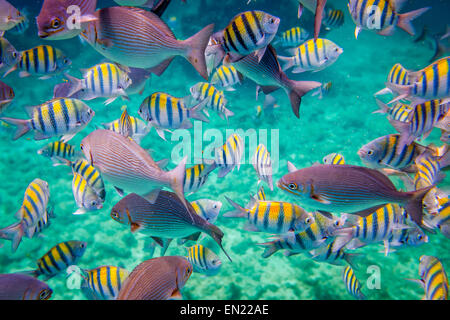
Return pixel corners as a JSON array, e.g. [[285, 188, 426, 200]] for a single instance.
[[357, 149, 365, 158]]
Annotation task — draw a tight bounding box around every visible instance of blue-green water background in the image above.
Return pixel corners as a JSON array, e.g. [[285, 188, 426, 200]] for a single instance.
[[0, 0, 449, 300]]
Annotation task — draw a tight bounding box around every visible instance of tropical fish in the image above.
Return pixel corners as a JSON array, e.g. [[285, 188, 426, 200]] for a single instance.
[[424, 197, 450, 239], [278, 38, 343, 73], [214, 133, 244, 178], [387, 57, 450, 104], [322, 7, 344, 29], [37, 141, 80, 165], [375, 63, 411, 96], [296, 0, 328, 40], [80, 129, 187, 205], [110, 192, 232, 262], [183, 162, 217, 195], [252, 144, 274, 190], [191, 199, 222, 224], [229, 44, 321, 118], [72, 172, 104, 215], [358, 134, 432, 172], [278, 163, 432, 225], [390, 100, 449, 150], [8, 45, 71, 79], [373, 99, 413, 123], [189, 82, 234, 121], [79, 266, 130, 300], [0, 98, 95, 142], [0, 80, 13, 113], [25, 241, 87, 280], [211, 10, 280, 63], [8, 10, 29, 35], [68, 159, 106, 202], [28, 208, 54, 237], [36, 0, 98, 40], [63, 63, 132, 105], [103, 107, 150, 144], [275, 26, 309, 48], [210, 65, 243, 91], [386, 225, 428, 254], [80, 6, 213, 79], [0, 0, 25, 32], [116, 256, 192, 300], [0, 36, 19, 77], [322, 153, 345, 165], [139, 91, 209, 140], [408, 255, 449, 300], [308, 238, 357, 267], [0, 179, 50, 252], [186, 244, 222, 276], [347, 0, 430, 39], [342, 266, 366, 300], [224, 195, 314, 234], [0, 274, 52, 300], [256, 186, 266, 201]]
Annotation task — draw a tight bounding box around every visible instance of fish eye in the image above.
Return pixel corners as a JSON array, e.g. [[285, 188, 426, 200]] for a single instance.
[[334, 220, 340, 226], [111, 211, 119, 219], [39, 289, 51, 300], [305, 217, 312, 224], [269, 18, 275, 24], [90, 200, 97, 206], [80, 144, 84, 150], [12, 52, 17, 58], [288, 183, 298, 190], [367, 150, 374, 155], [417, 234, 423, 240], [51, 18, 61, 29]]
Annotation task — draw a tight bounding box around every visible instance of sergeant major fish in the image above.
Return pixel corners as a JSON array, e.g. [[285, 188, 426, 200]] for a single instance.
[[252, 144, 274, 190], [214, 133, 244, 178], [408, 255, 448, 300], [78, 265, 130, 300], [186, 244, 222, 276]]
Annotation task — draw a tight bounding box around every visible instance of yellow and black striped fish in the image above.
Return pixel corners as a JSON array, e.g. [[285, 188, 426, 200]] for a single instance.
[[72, 172, 104, 215], [373, 99, 413, 123], [276, 26, 309, 48], [190, 199, 221, 224], [103, 107, 149, 144], [322, 8, 344, 29], [214, 133, 244, 178], [80, 265, 130, 300], [252, 144, 273, 190], [409, 255, 448, 300], [190, 82, 234, 121], [309, 238, 356, 267], [29, 240, 87, 280], [342, 265, 366, 300], [15, 45, 71, 78], [322, 153, 345, 165], [376, 63, 411, 96], [424, 197, 450, 238], [186, 244, 222, 276], [37, 141, 78, 165], [210, 65, 243, 91], [256, 186, 266, 201], [183, 162, 216, 195], [70, 159, 106, 202]]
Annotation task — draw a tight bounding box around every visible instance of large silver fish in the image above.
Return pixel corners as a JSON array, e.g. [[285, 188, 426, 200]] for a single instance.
[[80, 6, 214, 80], [80, 129, 187, 206]]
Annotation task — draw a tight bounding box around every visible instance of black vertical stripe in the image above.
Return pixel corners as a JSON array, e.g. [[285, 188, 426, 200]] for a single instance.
[[241, 13, 257, 46]]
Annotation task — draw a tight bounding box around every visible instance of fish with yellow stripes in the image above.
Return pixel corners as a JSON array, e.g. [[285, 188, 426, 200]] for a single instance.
[[103, 107, 150, 144], [37, 141, 80, 165], [27, 207, 55, 237], [252, 144, 273, 190], [275, 26, 309, 48], [389, 99, 449, 152], [256, 186, 266, 201], [25, 241, 87, 280], [72, 172, 104, 215], [308, 238, 357, 267], [214, 133, 244, 178], [6, 45, 71, 79], [373, 99, 413, 123], [67, 158, 106, 203], [386, 225, 428, 254], [224, 195, 314, 234], [139, 91, 209, 140], [322, 153, 345, 165], [408, 255, 448, 300], [190, 82, 234, 121], [387, 57, 450, 104], [322, 7, 344, 30], [342, 265, 366, 300], [210, 65, 243, 91], [186, 244, 222, 276], [0, 98, 95, 142], [348, 0, 430, 39], [211, 10, 280, 63], [79, 265, 130, 300], [277, 38, 343, 73], [375, 63, 411, 96], [63, 63, 132, 105], [424, 197, 450, 239], [183, 162, 217, 195], [191, 199, 222, 224], [0, 179, 50, 252]]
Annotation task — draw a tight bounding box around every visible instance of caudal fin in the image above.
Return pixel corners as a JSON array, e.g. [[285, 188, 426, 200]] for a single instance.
[[168, 156, 187, 206], [256, 241, 279, 258], [277, 55, 296, 72], [0, 221, 25, 252], [183, 24, 215, 80], [188, 99, 209, 123], [284, 79, 322, 118], [373, 98, 390, 114], [64, 74, 84, 97], [222, 196, 247, 218], [405, 186, 434, 225], [0, 117, 31, 140], [397, 7, 431, 36]]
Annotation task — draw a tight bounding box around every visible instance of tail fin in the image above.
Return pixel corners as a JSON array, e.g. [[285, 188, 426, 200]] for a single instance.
[[437, 144, 450, 168], [188, 100, 209, 123], [222, 107, 234, 121], [0, 221, 25, 252], [205, 223, 232, 262], [277, 55, 296, 72], [168, 156, 187, 206], [405, 186, 434, 225], [183, 24, 215, 80], [397, 7, 431, 36], [222, 196, 247, 218], [373, 98, 390, 114], [0, 117, 31, 140], [64, 74, 83, 97], [385, 82, 412, 104], [284, 79, 322, 118], [256, 241, 279, 258]]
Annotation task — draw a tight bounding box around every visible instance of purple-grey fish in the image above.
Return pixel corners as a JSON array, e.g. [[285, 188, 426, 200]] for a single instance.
[[111, 191, 232, 262], [278, 163, 432, 225], [80, 129, 187, 206], [117, 256, 192, 300], [228, 45, 321, 118], [0, 274, 52, 300], [0, 80, 14, 113], [79, 6, 214, 80]]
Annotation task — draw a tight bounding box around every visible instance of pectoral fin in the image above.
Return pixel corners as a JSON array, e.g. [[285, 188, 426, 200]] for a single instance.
[[130, 222, 141, 233], [311, 193, 331, 204]]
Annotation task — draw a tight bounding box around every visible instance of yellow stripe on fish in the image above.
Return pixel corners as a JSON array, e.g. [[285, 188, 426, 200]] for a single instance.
[[81, 266, 129, 300], [186, 244, 222, 276], [18, 45, 70, 76], [414, 255, 449, 300], [323, 153, 345, 165], [215, 133, 244, 178], [342, 265, 365, 300]]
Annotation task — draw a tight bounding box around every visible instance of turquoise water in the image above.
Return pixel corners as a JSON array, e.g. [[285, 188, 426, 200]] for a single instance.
[[0, 0, 449, 300]]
